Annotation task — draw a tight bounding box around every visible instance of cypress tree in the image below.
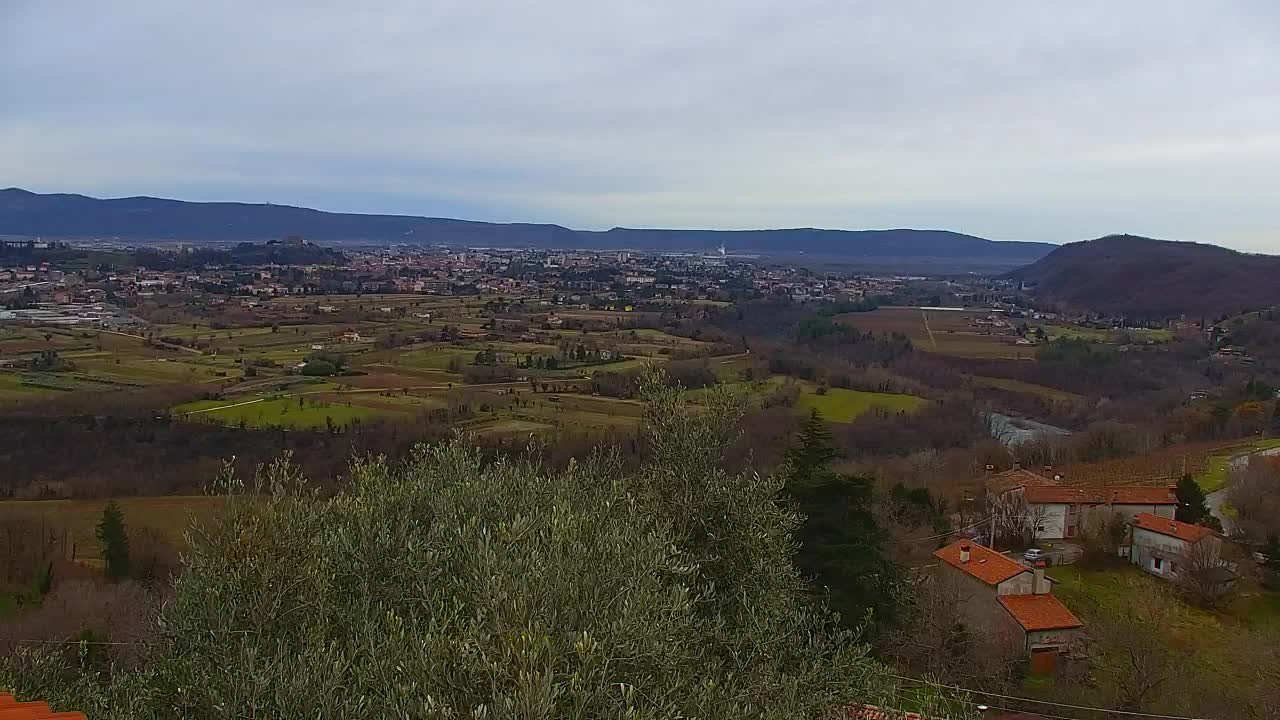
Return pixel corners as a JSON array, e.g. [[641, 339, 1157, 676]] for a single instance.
[[96, 501, 131, 581]]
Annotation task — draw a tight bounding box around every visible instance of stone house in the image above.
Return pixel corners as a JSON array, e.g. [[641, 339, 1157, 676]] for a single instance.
[[933, 540, 1084, 664]]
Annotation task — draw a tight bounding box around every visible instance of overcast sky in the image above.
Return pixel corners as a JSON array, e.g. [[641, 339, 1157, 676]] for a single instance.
[[3, 1, 1279, 251]]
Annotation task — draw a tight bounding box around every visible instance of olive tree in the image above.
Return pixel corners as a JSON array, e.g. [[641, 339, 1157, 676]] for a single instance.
[[1, 374, 942, 720]]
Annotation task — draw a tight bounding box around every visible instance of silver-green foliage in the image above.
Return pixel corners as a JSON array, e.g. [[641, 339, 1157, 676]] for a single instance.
[[1, 376, 916, 719]]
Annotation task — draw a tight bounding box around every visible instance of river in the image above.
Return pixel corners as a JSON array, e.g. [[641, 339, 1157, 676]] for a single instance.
[[987, 412, 1072, 447]]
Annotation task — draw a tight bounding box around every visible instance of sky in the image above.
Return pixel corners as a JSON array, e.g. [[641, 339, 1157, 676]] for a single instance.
[[3, 1, 1280, 251]]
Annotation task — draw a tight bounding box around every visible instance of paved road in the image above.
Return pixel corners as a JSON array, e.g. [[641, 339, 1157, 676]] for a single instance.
[[1206, 445, 1280, 535]]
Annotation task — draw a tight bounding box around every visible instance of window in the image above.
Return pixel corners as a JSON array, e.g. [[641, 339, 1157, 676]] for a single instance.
[[1154, 557, 1163, 571]]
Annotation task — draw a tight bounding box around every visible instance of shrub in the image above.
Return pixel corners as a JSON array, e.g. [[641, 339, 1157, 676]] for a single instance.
[[0, 374, 933, 719]]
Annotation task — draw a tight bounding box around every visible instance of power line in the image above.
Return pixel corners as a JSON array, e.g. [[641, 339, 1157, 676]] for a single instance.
[[974, 701, 1100, 720], [894, 685, 1082, 720], [890, 673, 1216, 720], [887, 515, 993, 544]]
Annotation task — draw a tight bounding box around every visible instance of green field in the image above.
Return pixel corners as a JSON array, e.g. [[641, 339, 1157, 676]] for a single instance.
[[1196, 438, 1280, 492], [1042, 324, 1174, 344], [0, 371, 62, 401], [395, 346, 476, 370], [796, 387, 927, 423], [176, 395, 381, 429], [2, 294, 742, 438]]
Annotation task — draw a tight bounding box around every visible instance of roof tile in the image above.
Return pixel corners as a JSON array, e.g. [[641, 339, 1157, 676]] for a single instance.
[[1023, 485, 1176, 505], [934, 540, 1028, 585], [998, 594, 1084, 631], [1131, 512, 1217, 543]]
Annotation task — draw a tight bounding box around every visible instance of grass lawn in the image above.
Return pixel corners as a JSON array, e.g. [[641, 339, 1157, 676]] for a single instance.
[[1241, 589, 1280, 633], [1196, 437, 1280, 492], [796, 387, 926, 423], [1040, 562, 1279, 714]]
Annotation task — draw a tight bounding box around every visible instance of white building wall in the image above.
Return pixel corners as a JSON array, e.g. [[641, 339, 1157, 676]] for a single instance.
[[1030, 502, 1176, 541], [1129, 527, 1190, 577], [1032, 504, 1069, 540], [996, 571, 1034, 596]]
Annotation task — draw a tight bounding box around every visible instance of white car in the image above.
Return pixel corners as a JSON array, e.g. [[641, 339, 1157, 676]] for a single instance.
[[1023, 548, 1046, 563]]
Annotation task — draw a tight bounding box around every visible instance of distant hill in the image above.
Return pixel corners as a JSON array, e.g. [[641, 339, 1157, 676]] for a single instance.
[[0, 188, 1051, 269], [1009, 234, 1280, 319]]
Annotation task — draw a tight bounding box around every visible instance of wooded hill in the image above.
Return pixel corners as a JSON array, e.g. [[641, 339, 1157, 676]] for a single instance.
[[1009, 234, 1280, 319]]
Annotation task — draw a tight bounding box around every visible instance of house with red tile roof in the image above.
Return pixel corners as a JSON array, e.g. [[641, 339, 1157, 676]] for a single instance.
[[985, 465, 1178, 541], [1128, 512, 1232, 585], [1023, 485, 1178, 540], [0, 693, 85, 719], [933, 540, 1084, 666]]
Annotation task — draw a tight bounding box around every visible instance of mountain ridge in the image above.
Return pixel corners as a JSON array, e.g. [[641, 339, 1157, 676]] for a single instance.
[[0, 188, 1051, 266]]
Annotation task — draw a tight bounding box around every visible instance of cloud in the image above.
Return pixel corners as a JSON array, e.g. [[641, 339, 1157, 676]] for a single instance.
[[3, 0, 1279, 250]]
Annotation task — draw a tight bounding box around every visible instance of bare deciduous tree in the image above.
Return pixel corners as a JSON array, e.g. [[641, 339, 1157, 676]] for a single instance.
[[885, 574, 1020, 689], [1092, 579, 1184, 712], [986, 490, 1048, 548], [1227, 457, 1280, 543], [1078, 509, 1128, 564], [1174, 536, 1236, 609], [0, 580, 155, 665], [0, 516, 68, 588]]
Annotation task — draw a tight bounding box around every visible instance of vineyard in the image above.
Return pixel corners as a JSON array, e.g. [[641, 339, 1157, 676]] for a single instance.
[[1058, 440, 1249, 487]]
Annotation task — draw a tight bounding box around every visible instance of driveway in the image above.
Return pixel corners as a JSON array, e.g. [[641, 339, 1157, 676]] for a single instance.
[[1003, 541, 1083, 568], [1036, 541, 1083, 566], [1207, 445, 1280, 536]]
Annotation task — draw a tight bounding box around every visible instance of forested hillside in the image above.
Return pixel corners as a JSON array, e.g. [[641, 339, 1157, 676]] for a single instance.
[[1009, 234, 1280, 319]]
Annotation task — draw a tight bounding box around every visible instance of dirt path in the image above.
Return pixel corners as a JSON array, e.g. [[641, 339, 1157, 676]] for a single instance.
[[921, 311, 939, 350], [183, 397, 266, 414]]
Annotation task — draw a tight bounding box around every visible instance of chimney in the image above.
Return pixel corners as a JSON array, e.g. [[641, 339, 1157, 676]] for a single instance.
[[1013, 461, 1021, 471], [960, 544, 971, 563], [985, 464, 994, 474], [1033, 567, 1050, 594], [1043, 464, 1053, 474], [1054, 473, 1062, 481]]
